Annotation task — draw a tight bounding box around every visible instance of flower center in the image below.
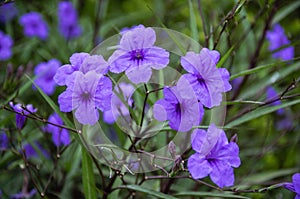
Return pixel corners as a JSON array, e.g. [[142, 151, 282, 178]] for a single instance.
[[81, 91, 91, 101], [131, 49, 144, 63]]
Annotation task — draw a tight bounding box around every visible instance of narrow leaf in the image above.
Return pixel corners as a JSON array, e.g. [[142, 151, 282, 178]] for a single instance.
[[189, 0, 199, 42], [217, 45, 235, 68], [226, 98, 300, 128], [82, 146, 97, 199], [117, 185, 178, 199], [175, 191, 250, 199]]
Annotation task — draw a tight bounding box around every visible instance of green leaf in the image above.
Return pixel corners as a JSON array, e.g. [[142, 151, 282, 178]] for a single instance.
[[217, 45, 235, 68], [230, 57, 300, 80], [175, 191, 250, 199], [2, 76, 33, 106], [238, 168, 298, 189], [273, 1, 300, 25], [226, 98, 300, 128], [117, 185, 178, 199], [240, 60, 300, 99], [189, 0, 199, 42], [82, 146, 97, 199]]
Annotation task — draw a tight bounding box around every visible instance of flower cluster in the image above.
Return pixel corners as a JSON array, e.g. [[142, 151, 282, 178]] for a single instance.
[[53, 25, 239, 187], [58, 1, 82, 39]]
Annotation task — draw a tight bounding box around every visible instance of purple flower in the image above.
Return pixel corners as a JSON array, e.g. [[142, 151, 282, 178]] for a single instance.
[[58, 1, 82, 39], [0, 132, 9, 151], [23, 142, 49, 159], [0, 2, 18, 23], [58, 71, 112, 125], [33, 59, 61, 95], [103, 82, 134, 124], [266, 24, 294, 61], [0, 31, 13, 61], [10, 189, 36, 199], [266, 86, 284, 115], [283, 173, 300, 199], [120, 24, 145, 35], [187, 124, 241, 188], [108, 25, 169, 84], [181, 48, 232, 108], [54, 52, 108, 86], [45, 113, 70, 146], [153, 77, 204, 132], [9, 102, 37, 129], [19, 12, 48, 40]]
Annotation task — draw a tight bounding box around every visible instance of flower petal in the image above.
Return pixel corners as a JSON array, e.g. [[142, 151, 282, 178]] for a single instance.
[[125, 64, 152, 84], [293, 173, 300, 194], [187, 153, 212, 179], [58, 89, 74, 112], [209, 160, 234, 188]]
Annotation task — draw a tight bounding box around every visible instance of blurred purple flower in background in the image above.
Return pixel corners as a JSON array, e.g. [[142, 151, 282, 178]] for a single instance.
[[153, 77, 204, 132], [266, 24, 294, 61], [103, 82, 134, 124], [181, 48, 232, 108], [283, 173, 300, 199], [0, 132, 9, 151], [266, 86, 293, 130], [33, 59, 61, 95], [54, 52, 108, 86], [188, 124, 241, 188], [9, 102, 37, 129], [0, 31, 13, 61], [10, 189, 37, 199], [58, 1, 82, 39], [58, 71, 112, 125], [23, 142, 49, 159], [266, 86, 284, 115], [45, 113, 70, 146], [0, 2, 18, 23], [19, 12, 48, 40], [108, 25, 169, 84]]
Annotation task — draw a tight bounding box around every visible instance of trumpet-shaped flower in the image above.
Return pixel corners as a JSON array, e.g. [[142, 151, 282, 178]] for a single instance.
[[58, 71, 112, 125], [108, 25, 169, 84], [0, 31, 13, 61], [181, 48, 232, 108], [266, 24, 294, 61], [45, 113, 70, 146], [188, 124, 241, 188], [58, 1, 81, 39], [19, 12, 48, 40], [153, 77, 204, 132], [33, 59, 61, 95]]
